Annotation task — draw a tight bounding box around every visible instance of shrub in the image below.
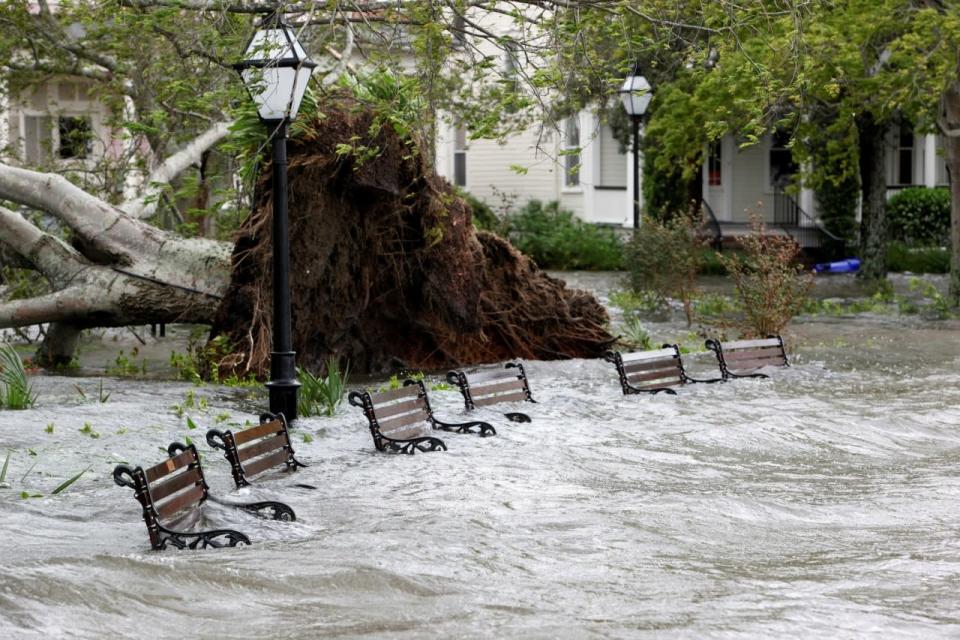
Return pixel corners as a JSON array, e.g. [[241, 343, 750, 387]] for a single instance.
[[503, 200, 623, 270], [298, 358, 350, 417], [886, 187, 950, 246], [623, 212, 704, 326], [719, 219, 813, 337], [0, 343, 36, 409], [461, 190, 503, 233], [886, 242, 949, 274]]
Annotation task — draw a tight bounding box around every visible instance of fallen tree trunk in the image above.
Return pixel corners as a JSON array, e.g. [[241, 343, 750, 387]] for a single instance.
[[210, 97, 614, 376], [0, 99, 613, 373]]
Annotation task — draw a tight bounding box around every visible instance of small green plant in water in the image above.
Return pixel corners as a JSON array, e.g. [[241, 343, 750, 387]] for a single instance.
[[0, 343, 36, 409], [618, 316, 653, 350], [44, 422, 54, 434], [78, 422, 100, 439], [107, 348, 147, 378], [98, 379, 111, 403], [909, 278, 952, 319], [298, 358, 350, 417]]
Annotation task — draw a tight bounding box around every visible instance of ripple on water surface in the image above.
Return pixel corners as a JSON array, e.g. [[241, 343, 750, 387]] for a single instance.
[[1, 333, 960, 638]]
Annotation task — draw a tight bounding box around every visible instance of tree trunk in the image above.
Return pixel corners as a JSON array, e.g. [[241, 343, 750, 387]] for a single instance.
[[942, 79, 960, 305], [857, 111, 889, 282], [35, 323, 82, 367], [0, 168, 231, 332]]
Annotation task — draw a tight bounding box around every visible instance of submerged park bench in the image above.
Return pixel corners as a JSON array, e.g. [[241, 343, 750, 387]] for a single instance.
[[113, 442, 295, 550], [446, 362, 535, 423], [604, 344, 723, 395], [348, 379, 496, 454], [705, 335, 789, 380], [206, 412, 308, 489]]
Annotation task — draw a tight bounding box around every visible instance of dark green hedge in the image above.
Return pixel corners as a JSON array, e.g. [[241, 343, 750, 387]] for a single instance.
[[886, 187, 950, 246]]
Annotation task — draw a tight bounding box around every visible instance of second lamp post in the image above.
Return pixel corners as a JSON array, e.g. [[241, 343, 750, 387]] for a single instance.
[[235, 13, 316, 421]]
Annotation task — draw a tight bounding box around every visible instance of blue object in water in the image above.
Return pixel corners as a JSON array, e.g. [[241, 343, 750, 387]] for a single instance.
[[814, 258, 860, 274]]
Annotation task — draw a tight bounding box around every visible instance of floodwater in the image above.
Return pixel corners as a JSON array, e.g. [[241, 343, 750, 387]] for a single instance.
[[1, 273, 960, 638]]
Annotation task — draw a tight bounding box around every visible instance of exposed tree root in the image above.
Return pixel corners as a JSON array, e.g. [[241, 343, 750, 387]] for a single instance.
[[211, 97, 614, 376]]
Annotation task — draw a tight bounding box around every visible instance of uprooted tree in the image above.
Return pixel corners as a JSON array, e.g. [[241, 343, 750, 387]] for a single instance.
[[0, 97, 613, 373]]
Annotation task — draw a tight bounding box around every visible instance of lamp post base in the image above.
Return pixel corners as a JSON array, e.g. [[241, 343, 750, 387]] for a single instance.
[[267, 350, 300, 422]]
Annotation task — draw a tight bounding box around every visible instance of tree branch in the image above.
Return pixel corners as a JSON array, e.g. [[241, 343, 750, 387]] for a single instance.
[[0, 205, 89, 285], [121, 120, 234, 219], [0, 286, 105, 328]]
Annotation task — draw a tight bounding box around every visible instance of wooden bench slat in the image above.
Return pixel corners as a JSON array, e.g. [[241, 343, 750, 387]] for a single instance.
[[377, 408, 430, 432], [465, 368, 517, 384], [633, 380, 681, 390], [622, 358, 679, 374], [241, 448, 290, 478], [381, 424, 428, 440], [470, 378, 525, 396], [373, 396, 424, 420], [155, 484, 206, 521], [149, 466, 202, 502], [369, 385, 421, 404], [233, 419, 284, 446], [726, 357, 785, 371], [144, 448, 195, 483], [473, 390, 528, 407], [626, 369, 683, 384], [722, 338, 781, 350], [619, 347, 676, 363], [723, 348, 785, 363], [238, 433, 288, 463]]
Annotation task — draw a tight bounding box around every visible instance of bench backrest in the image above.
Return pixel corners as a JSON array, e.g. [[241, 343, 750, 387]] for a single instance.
[[446, 362, 534, 410], [604, 345, 685, 394], [706, 336, 788, 378], [206, 413, 298, 488], [113, 443, 209, 548], [348, 380, 435, 451]]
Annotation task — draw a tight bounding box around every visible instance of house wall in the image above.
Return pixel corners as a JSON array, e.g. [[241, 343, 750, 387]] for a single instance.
[[436, 109, 630, 224], [729, 136, 771, 222]]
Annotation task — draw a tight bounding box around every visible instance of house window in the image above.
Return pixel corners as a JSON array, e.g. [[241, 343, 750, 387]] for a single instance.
[[598, 124, 626, 187], [23, 115, 53, 164], [769, 129, 798, 187], [895, 124, 914, 185], [58, 116, 92, 159], [453, 121, 467, 187], [563, 116, 580, 187], [708, 141, 722, 186]]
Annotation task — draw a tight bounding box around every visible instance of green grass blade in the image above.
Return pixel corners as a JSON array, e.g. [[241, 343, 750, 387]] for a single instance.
[[0, 450, 10, 483], [51, 466, 91, 495]]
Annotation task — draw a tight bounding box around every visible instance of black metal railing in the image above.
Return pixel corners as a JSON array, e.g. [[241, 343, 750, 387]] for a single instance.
[[773, 188, 845, 257], [700, 200, 723, 251]]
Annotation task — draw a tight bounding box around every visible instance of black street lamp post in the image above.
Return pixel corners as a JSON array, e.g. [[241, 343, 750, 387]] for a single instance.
[[235, 13, 316, 422], [619, 64, 652, 230]]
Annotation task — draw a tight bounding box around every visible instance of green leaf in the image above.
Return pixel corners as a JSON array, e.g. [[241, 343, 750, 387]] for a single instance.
[[51, 466, 91, 495], [186, 415, 198, 430], [0, 450, 10, 483]]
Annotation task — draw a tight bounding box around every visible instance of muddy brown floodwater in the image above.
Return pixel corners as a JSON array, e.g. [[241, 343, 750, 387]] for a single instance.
[[0, 272, 958, 638]]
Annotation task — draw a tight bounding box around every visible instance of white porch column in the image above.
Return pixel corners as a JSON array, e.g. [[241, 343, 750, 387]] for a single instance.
[[722, 134, 734, 221], [0, 78, 8, 152], [924, 133, 938, 187], [581, 111, 597, 223], [799, 166, 815, 226]]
